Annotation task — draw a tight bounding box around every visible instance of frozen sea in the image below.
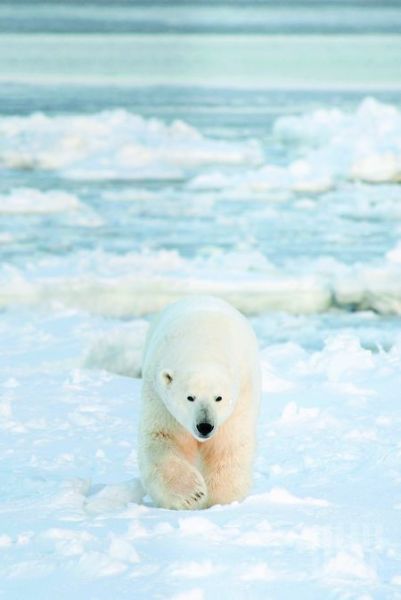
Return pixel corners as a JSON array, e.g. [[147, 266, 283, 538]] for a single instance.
[[1, 2, 401, 598]]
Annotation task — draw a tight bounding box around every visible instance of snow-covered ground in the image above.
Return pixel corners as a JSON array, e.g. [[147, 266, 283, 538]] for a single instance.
[[1, 311, 401, 599]]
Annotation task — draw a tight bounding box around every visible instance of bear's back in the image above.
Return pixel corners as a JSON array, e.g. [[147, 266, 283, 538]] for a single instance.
[[142, 295, 257, 380]]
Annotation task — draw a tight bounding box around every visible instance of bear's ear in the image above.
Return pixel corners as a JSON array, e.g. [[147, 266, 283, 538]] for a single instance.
[[160, 369, 174, 386]]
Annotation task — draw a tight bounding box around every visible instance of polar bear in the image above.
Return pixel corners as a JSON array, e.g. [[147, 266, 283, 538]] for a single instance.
[[138, 295, 260, 510]]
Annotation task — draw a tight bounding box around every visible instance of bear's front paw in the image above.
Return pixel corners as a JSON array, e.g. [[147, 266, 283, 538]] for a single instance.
[[181, 484, 207, 510], [161, 461, 208, 510]]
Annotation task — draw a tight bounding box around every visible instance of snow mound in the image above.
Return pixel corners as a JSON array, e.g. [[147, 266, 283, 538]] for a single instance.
[[83, 320, 149, 378], [84, 480, 145, 514]]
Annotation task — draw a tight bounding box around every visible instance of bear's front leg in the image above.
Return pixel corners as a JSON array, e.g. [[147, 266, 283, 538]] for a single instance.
[[201, 415, 256, 507], [139, 433, 208, 510], [202, 376, 259, 508], [202, 442, 254, 507]]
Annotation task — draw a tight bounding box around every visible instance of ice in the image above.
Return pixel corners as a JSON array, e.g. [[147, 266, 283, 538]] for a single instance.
[[43, 528, 95, 557], [2, 247, 401, 318], [239, 563, 277, 581], [170, 560, 223, 578], [278, 402, 322, 425], [2, 99, 400, 192], [0, 232, 15, 244], [188, 99, 401, 198], [0, 265, 331, 317], [274, 97, 401, 184], [178, 517, 221, 539], [0, 188, 83, 214], [0, 111, 263, 179], [0, 535, 12, 548], [77, 551, 128, 578], [170, 590, 204, 600], [245, 486, 331, 507], [322, 546, 378, 584], [387, 240, 401, 264], [189, 162, 335, 196], [304, 333, 375, 381]]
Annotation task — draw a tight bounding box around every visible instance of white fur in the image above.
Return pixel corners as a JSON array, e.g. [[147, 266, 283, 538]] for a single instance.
[[138, 296, 260, 510]]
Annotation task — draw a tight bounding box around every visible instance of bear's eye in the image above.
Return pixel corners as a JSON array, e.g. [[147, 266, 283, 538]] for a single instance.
[[215, 396, 222, 402], [187, 395, 195, 402]]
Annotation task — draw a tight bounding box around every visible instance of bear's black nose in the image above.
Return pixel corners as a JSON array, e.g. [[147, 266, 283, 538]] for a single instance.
[[196, 422, 214, 437]]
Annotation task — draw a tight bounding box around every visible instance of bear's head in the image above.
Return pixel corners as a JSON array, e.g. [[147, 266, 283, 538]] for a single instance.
[[157, 362, 238, 442]]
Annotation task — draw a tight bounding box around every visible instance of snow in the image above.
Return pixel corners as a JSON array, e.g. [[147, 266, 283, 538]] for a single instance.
[[1, 314, 401, 599]]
